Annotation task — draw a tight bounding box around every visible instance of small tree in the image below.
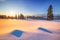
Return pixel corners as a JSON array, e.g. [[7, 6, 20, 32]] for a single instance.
[[47, 5, 54, 20], [15, 14, 17, 19], [18, 13, 25, 19]]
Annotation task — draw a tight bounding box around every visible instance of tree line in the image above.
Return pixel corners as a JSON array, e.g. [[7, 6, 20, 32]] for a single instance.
[[0, 5, 58, 20]]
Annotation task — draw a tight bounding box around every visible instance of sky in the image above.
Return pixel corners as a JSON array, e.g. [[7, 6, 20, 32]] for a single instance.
[[0, 0, 60, 16]]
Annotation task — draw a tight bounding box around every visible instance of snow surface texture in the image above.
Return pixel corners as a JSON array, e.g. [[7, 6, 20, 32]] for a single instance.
[[0, 19, 60, 40]]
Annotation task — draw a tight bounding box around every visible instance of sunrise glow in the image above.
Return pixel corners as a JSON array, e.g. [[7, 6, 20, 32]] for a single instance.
[[5, 9, 17, 16]]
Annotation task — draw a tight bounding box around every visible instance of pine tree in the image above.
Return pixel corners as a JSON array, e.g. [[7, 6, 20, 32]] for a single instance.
[[47, 5, 54, 20], [15, 14, 17, 19], [18, 13, 25, 19], [20, 14, 25, 19]]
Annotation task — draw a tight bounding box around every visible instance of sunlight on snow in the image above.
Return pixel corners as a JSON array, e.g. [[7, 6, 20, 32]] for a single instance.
[[0, 19, 60, 35]]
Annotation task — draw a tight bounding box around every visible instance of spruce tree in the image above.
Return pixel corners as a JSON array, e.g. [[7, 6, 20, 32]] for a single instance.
[[47, 5, 54, 20], [18, 13, 25, 19]]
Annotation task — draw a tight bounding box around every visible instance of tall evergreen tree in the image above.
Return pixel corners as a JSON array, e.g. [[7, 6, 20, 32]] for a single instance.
[[47, 5, 54, 20]]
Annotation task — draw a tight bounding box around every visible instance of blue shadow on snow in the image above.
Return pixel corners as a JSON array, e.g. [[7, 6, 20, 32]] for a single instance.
[[38, 27, 52, 33], [11, 30, 23, 37]]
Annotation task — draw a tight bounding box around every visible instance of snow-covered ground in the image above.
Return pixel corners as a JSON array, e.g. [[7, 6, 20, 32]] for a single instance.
[[0, 19, 60, 40]]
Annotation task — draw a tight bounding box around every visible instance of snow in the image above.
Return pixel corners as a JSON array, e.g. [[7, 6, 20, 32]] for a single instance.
[[0, 19, 60, 40]]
